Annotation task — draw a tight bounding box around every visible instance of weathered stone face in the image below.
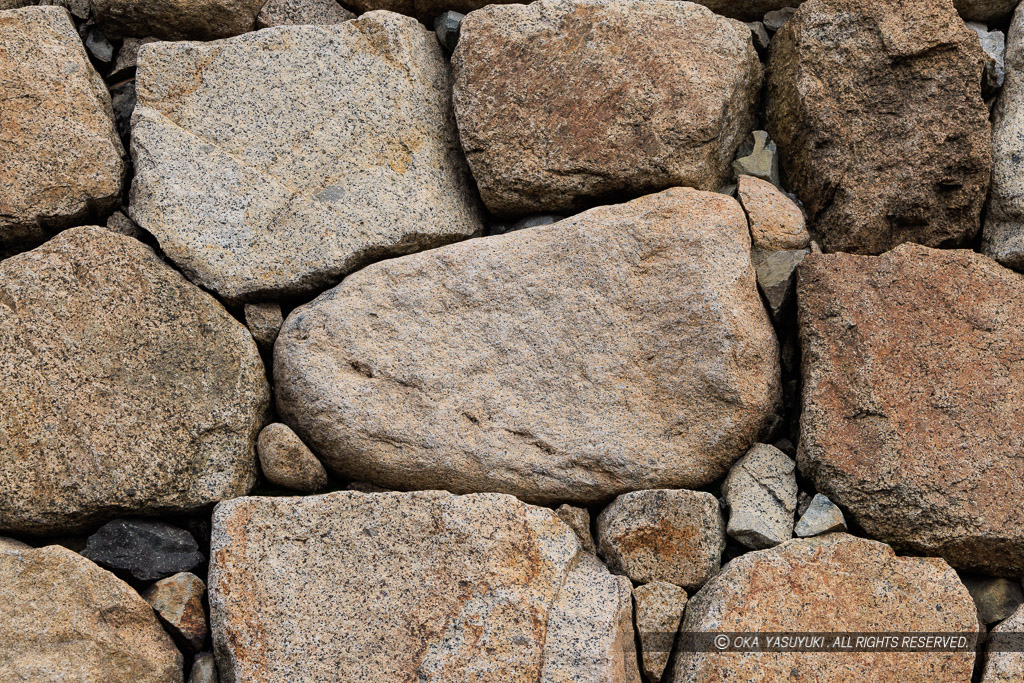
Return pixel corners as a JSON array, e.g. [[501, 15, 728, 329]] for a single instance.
[[0, 544, 183, 682], [274, 188, 780, 503], [256, 0, 354, 28], [767, 0, 991, 254], [209, 491, 639, 682], [983, 604, 1024, 682], [0, 6, 124, 258], [451, 0, 762, 215], [955, 0, 1020, 21], [0, 228, 268, 535], [130, 14, 482, 302], [674, 534, 978, 681], [91, 0, 266, 40], [798, 244, 1024, 575]]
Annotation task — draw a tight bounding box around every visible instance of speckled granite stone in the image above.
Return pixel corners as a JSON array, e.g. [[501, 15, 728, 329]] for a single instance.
[[0, 228, 268, 535], [274, 188, 780, 503], [256, 423, 328, 492], [634, 582, 687, 683], [130, 14, 482, 302], [256, 0, 354, 28], [722, 443, 797, 549], [143, 572, 208, 653], [0, 6, 125, 258], [209, 491, 639, 682]]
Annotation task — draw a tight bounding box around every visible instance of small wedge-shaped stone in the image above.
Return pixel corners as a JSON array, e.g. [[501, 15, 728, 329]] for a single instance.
[[722, 443, 797, 549], [0, 228, 268, 535], [143, 572, 208, 653], [798, 244, 1024, 575], [209, 491, 640, 682], [130, 14, 482, 302], [275, 188, 780, 503], [0, 6, 125, 258], [634, 582, 688, 683], [794, 493, 846, 537], [0, 544, 182, 682], [674, 534, 978, 681], [452, 0, 762, 215]]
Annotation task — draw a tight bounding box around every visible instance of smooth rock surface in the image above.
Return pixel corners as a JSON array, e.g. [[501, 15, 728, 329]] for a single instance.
[[737, 175, 808, 250], [983, 3, 1024, 272], [962, 577, 1024, 625], [275, 188, 780, 503], [722, 443, 797, 549], [794, 493, 846, 537], [91, 0, 265, 40], [798, 244, 1024, 575], [452, 0, 762, 215], [0, 228, 268, 535], [597, 489, 725, 590], [634, 581, 688, 683], [243, 303, 283, 353], [969, 21, 1006, 93], [82, 519, 204, 582], [767, 0, 991, 254], [731, 130, 781, 187], [143, 572, 208, 652], [751, 246, 808, 322], [674, 534, 978, 680], [209, 491, 640, 682], [256, 423, 328, 492], [982, 603, 1024, 682], [255, 0, 354, 28], [0, 543, 183, 681], [555, 504, 596, 554], [0, 6, 125, 258], [130, 15, 482, 302]]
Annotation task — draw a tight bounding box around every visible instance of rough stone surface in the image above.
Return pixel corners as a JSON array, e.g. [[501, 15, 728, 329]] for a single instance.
[[982, 603, 1024, 682], [81, 519, 204, 582], [731, 131, 780, 187], [762, 6, 796, 32], [794, 493, 846, 537], [983, 3, 1024, 272], [955, 0, 1019, 22], [766, 0, 992, 254], [255, 0, 354, 28], [634, 581, 688, 683], [0, 6, 125, 258], [798, 244, 1024, 575], [209, 491, 640, 682], [143, 572, 208, 652], [452, 0, 762, 215], [963, 577, 1024, 625], [597, 489, 725, 590], [752, 246, 808, 322], [0, 228, 268, 535], [555, 504, 596, 554], [189, 653, 218, 683], [0, 543, 183, 681], [722, 443, 797, 549], [91, 0, 265, 40], [969, 21, 1006, 93], [275, 188, 780, 504], [674, 534, 978, 681], [256, 423, 328, 492], [737, 175, 808, 250], [243, 303, 283, 353], [130, 15, 483, 302]]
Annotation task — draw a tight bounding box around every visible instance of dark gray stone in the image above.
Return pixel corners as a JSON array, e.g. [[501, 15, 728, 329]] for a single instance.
[[490, 214, 564, 235], [433, 10, 464, 52], [85, 26, 115, 63], [81, 518, 204, 582]]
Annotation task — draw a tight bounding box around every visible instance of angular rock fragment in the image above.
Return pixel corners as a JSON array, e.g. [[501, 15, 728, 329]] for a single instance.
[[634, 581, 688, 683], [982, 603, 1024, 682], [110, 36, 157, 80], [969, 21, 1006, 93], [275, 188, 780, 503], [793, 493, 846, 537], [722, 443, 796, 549], [762, 6, 796, 31], [752, 247, 808, 322], [737, 175, 808, 251], [731, 131, 781, 187], [143, 572, 208, 652], [433, 9, 463, 51], [962, 577, 1024, 625], [798, 244, 1024, 574], [0, 228, 268, 535], [674, 534, 978, 680], [243, 302, 283, 352], [105, 209, 146, 240], [0, 544, 183, 681], [452, 0, 762, 215], [983, 3, 1024, 272], [209, 491, 640, 682], [767, 0, 991, 254], [257, 423, 328, 492], [256, 0, 354, 28], [189, 653, 218, 683], [91, 0, 265, 40], [0, 6, 125, 258], [597, 489, 725, 590], [131, 14, 482, 302], [82, 519, 205, 582], [556, 504, 596, 554]]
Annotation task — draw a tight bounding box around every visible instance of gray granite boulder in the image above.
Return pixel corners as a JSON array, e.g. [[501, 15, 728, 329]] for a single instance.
[[130, 14, 483, 302]]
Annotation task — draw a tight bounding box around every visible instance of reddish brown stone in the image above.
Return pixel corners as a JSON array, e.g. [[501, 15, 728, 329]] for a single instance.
[[798, 244, 1024, 575]]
